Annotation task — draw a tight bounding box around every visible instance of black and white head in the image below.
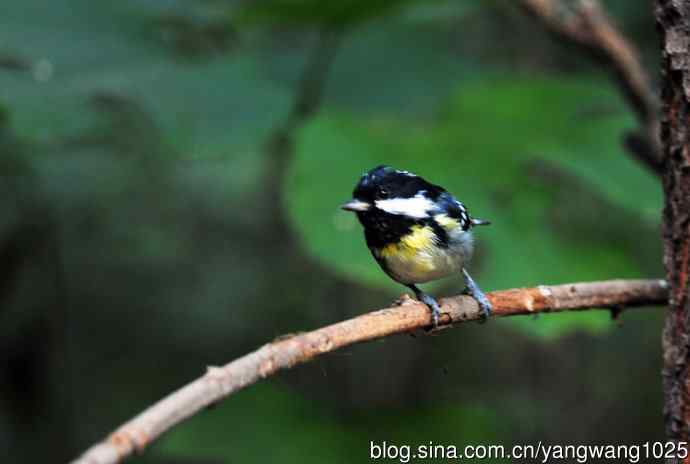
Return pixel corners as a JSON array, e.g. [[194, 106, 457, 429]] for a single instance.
[[341, 166, 488, 243], [340, 166, 455, 249], [341, 166, 442, 220]]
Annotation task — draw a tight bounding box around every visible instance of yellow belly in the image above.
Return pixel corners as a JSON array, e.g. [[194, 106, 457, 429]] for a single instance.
[[376, 225, 471, 284]]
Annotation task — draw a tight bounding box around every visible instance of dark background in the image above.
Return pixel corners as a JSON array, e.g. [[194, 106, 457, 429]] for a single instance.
[[0, 1, 665, 462]]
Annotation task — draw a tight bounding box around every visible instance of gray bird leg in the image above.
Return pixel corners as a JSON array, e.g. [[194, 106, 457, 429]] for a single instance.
[[462, 268, 491, 320], [407, 284, 441, 327]]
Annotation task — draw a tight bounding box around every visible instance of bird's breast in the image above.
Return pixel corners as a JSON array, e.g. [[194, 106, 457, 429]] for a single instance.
[[373, 225, 473, 284]]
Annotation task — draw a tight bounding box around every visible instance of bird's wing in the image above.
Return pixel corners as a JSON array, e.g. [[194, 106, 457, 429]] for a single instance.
[[436, 192, 472, 231]]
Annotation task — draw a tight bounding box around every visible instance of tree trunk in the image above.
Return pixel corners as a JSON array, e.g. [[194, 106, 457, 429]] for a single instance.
[[657, 1, 690, 454]]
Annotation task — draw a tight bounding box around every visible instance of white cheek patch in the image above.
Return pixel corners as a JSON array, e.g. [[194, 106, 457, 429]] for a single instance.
[[375, 194, 434, 218]]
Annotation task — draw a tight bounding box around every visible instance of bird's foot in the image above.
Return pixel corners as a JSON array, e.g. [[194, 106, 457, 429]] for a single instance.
[[418, 292, 442, 328], [407, 285, 441, 327], [472, 290, 492, 322], [462, 269, 492, 322]]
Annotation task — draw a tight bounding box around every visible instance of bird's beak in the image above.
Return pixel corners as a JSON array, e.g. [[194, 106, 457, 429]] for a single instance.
[[341, 199, 370, 212]]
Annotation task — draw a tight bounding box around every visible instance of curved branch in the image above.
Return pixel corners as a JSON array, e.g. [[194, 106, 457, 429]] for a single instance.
[[521, 0, 662, 175], [71, 278, 668, 464]]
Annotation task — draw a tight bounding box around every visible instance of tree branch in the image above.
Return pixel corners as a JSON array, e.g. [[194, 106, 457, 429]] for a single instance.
[[71, 278, 667, 464], [521, 0, 662, 175]]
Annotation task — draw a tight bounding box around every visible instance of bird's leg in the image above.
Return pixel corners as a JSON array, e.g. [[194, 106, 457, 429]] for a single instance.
[[462, 268, 492, 320], [406, 284, 441, 327]]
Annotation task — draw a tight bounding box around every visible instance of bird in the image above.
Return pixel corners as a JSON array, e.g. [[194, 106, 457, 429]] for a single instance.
[[341, 165, 491, 327]]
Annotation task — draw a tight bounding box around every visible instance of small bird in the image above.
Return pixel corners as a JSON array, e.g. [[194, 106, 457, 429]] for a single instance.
[[341, 165, 491, 326]]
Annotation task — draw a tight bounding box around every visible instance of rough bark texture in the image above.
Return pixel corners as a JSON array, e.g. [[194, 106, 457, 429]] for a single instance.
[[71, 279, 667, 464], [658, 0, 690, 453]]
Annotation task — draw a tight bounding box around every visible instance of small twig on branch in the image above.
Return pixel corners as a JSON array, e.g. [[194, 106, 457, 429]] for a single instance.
[[71, 279, 667, 464], [520, 0, 662, 175]]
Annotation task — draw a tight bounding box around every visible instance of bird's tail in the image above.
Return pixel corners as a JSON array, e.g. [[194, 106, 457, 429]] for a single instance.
[[471, 217, 491, 226]]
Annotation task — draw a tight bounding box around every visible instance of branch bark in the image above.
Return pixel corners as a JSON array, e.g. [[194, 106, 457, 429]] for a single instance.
[[71, 279, 667, 464], [521, 0, 662, 174], [656, 1, 690, 455]]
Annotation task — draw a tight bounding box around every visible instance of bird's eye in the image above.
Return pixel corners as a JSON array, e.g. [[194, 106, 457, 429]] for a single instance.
[[378, 187, 388, 198]]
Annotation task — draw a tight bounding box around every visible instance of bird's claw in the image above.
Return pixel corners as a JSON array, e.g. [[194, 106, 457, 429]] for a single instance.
[[431, 306, 440, 327], [468, 289, 491, 323], [406, 284, 443, 328], [462, 268, 492, 323], [476, 296, 492, 323], [417, 292, 441, 328]]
